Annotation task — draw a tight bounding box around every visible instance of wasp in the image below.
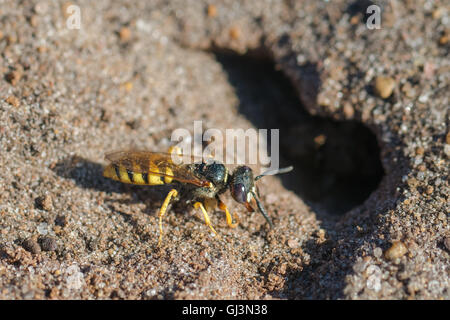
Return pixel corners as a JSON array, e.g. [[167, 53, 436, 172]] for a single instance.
[[103, 147, 293, 245]]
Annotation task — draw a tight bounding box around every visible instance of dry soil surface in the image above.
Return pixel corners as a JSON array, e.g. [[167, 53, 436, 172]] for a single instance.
[[0, 0, 449, 299]]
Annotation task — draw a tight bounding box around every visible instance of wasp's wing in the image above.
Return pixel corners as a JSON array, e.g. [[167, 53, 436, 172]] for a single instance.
[[105, 150, 210, 187]]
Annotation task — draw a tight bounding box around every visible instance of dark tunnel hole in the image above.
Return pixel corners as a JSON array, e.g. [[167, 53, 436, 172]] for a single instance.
[[213, 51, 384, 217]]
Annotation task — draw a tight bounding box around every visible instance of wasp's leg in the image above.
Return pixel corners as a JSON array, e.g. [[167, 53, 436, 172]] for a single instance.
[[194, 201, 220, 238], [216, 197, 239, 228], [158, 189, 178, 246]]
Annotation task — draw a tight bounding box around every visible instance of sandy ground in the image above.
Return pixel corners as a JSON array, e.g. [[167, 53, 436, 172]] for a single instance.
[[0, 0, 448, 299]]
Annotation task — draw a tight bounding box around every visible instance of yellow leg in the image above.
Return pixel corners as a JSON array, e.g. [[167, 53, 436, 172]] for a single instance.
[[194, 201, 220, 238], [217, 199, 239, 228], [158, 189, 178, 246]]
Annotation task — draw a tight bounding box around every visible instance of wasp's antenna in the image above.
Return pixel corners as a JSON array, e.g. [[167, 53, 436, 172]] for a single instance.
[[255, 166, 293, 181], [251, 191, 274, 228]]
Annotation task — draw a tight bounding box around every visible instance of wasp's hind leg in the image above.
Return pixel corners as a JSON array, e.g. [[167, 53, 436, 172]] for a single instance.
[[194, 201, 220, 239], [158, 189, 178, 246], [216, 196, 239, 228]]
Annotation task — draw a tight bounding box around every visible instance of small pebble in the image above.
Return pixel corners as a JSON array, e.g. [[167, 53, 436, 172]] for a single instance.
[[39, 236, 58, 251], [374, 76, 395, 99], [119, 27, 131, 42], [314, 134, 327, 146], [445, 132, 450, 145], [229, 26, 240, 40], [444, 145, 450, 157], [343, 102, 354, 118], [350, 15, 360, 25], [415, 147, 424, 156], [444, 237, 450, 252], [37, 222, 48, 235], [5, 70, 21, 85], [373, 247, 383, 258], [55, 215, 67, 227], [287, 239, 298, 248], [432, 8, 443, 19], [35, 195, 53, 211], [29, 15, 38, 27], [6, 35, 17, 45], [22, 238, 41, 254], [6, 95, 20, 107], [425, 185, 434, 195], [207, 4, 217, 17], [384, 241, 408, 260], [122, 81, 133, 92]]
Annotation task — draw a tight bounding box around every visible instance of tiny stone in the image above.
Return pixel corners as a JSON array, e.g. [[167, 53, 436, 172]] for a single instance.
[[417, 164, 426, 171], [39, 236, 58, 251], [373, 247, 382, 258], [5, 70, 21, 85], [444, 144, 450, 157], [444, 237, 450, 252], [401, 82, 415, 98], [287, 239, 298, 248], [122, 81, 133, 92], [6, 35, 17, 45], [35, 195, 53, 211], [55, 215, 67, 227], [445, 132, 450, 145], [374, 76, 395, 99], [438, 212, 446, 221], [407, 177, 419, 188], [350, 15, 359, 25], [207, 4, 217, 17], [384, 241, 408, 260], [366, 274, 381, 292], [22, 238, 41, 254], [314, 134, 327, 146], [29, 15, 38, 27], [229, 26, 240, 40], [6, 95, 20, 107], [37, 222, 48, 235], [119, 27, 131, 42], [432, 8, 443, 19], [425, 185, 433, 195], [415, 147, 424, 156], [343, 102, 354, 118]]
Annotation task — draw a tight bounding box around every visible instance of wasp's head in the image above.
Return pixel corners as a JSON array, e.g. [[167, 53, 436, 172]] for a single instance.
[[230, 165, 294, 228], [230, 166, 254, 203], [230, 166, 274, 228]]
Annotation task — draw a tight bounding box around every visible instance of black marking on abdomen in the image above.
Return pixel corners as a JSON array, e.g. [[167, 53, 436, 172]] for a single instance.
[[114, 165, 120, 180], [141, 172, 149, 184], [127, 169, 134, 183]]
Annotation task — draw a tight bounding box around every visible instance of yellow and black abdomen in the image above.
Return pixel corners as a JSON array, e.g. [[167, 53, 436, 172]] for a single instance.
[[103, 163, 174, 185]]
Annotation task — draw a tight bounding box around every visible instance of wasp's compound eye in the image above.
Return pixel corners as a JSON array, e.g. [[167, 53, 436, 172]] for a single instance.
[[231, 183, 247, 203]]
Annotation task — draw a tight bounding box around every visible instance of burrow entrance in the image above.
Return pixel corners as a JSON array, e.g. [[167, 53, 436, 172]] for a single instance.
[[214, 52, 384, 217]]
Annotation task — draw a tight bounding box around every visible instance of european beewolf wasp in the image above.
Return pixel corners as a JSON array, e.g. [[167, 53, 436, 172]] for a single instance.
[[103, 147, 293, 245]]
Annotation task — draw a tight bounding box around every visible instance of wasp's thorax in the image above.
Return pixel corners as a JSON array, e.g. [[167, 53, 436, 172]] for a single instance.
[[188, 162, 229, 199]]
